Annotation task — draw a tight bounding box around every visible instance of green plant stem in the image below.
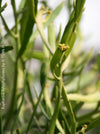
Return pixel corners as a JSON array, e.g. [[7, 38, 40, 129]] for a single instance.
[[16, 128, 21, 134], [0, 26, 15, 43], [26, 80, 34, 108], [47, 76, 55, 81], [0, 80, 2, 134], [33, 86, 50, 120], [11, 71, 26, 134], [67, 92, 100, 102], [86, 115, 100, 132], [11, 0, 16, 20], [36, 11, 53, 55], [0, 14, 18, 38], [56, 120, 65, 134], [16, 18, 21, 53], [4, 5, 20, 129], [49, 79, 62, 134], [77, 66, 84, 92], [0, 2, 7, 13], [0, 112, 3, 134], [0, 0, 2, 8], [25, 51, 44, 61], [24, 91, 43, 132], [60, 110, 71, 134], [26, 87, 44, 133], [25, 80, 43, 132], [4, 59, 18, 130], [62, 85, 76, 134]]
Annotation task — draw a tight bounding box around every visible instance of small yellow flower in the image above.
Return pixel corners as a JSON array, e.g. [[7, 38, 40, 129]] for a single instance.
[[40, 6, 44, 10], [80, 124, 87, 133], [40, 6, 52, 15], [58, 43, 70, 51], [53, 98, 56, 102]]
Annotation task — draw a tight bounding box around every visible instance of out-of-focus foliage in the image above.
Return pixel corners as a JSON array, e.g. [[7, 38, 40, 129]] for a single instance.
[[0, 0, 100, 134]]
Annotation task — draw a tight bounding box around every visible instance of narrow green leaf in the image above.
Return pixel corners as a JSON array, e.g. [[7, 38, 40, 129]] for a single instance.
[[11, 0, 16, 17], [0, 88, 3, 134], [11, 71, 26, 133], [0, 15, 17, 38], [4, 59, 18, 130], [40, 61, 53, 117], [25, 2, 64, 54], [0, 83, 2, 134], [0, 2, 7, 13], [0, 81, 1, 103], [61, 19, 75, 45], [0, 116, 3, 134], [19, 17, 34, 57], [35, 84, 65, 134], [67, 92, 100, 102], [19, 0, 26, 10], [50, 47, 63, 77], [26, 82, 45, 133], [56, 120, 65, 134], [16, 128, 21, 134], [49, 86, 60, 134], [0, 26, 15, 43], [25, 50, 44, 61], [60, 110, 71, 134], [61, 9, 75, 45], [56, 25, 62, 46], [62, 86, 76, 134], [28, 0, 35, 20], [86, 116, 100, 132], [33, 86, 50, 120], [61, 0, 85, 45], [0, 46, 13, 53], [40, 62, 47, 89], [74, 0, 86, 21], [27, 0, 38, 20], [61, 32, 76, 65], [18, 0, 37, 57], [44, 2, 64, 27], [26, 80, 34, 108], [36, 9, 53, 55], [51, 32, 76, 77], [67, 0, 72, 14], [43, 42, 50, 58], [43, 83, 52, 117], [50, 0, 86, 77], [0, 0, 2, 8], [48, 23, 56, 51]]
